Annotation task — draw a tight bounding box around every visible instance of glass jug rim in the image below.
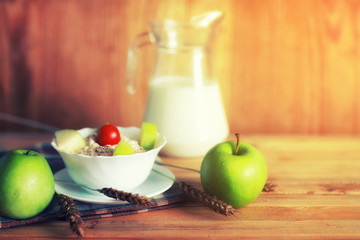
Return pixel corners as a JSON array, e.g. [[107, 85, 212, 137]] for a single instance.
[[149, 19, 217, 30]]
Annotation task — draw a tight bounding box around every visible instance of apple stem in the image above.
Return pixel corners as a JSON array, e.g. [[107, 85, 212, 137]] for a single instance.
[[235, 133, 240, 155]]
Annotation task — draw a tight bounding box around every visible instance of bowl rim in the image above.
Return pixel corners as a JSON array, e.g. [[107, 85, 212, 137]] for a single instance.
[[51, 126, 167, 158]]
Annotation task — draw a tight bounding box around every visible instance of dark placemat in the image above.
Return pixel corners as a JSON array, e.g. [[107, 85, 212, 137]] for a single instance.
[[0, 143, 186, 229]]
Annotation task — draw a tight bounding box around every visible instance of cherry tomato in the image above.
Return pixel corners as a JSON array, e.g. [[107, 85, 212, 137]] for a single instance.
[[97, 123, 121, 146]]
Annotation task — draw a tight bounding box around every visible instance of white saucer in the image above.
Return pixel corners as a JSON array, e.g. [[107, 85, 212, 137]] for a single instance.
[[54, 164, 175, 205]]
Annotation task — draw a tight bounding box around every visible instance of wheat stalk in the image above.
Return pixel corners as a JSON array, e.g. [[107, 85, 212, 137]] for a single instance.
[[55, 180, 153, 206], [262, 182, 277, 192], [58, 194, 85, 237], [179, 182, 235, 216], [99, 188, 153, 206]]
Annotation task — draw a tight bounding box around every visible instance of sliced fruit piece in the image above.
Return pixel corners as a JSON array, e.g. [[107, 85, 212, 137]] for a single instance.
[[113, 140, 135, 155], [139, 122, 157, 151], [55, 129, 86, 153]]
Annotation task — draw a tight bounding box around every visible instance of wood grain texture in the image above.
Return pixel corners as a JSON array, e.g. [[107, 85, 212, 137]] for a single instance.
[[1, 0, 360, 134], [0, 133, 359, 239]]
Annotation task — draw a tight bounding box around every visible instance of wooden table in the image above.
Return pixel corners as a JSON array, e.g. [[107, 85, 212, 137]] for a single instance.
[[0, 133, 359, 239]]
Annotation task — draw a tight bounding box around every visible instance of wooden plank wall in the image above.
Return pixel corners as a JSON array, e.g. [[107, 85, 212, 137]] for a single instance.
[[1, 0, 360, 134]]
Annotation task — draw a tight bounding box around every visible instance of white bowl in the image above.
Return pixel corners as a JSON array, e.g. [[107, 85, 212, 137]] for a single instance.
[[51, 127, 167, 191]]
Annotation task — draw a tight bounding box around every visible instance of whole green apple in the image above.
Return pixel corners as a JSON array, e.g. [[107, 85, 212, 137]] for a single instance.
[[200, 134, 267, 208], [0, 149, 55, 219]]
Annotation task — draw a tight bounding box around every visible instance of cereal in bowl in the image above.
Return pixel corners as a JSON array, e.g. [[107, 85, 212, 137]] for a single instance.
[[54, 122, 158, 156]]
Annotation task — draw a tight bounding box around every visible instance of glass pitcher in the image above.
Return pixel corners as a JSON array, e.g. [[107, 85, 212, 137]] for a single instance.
[[127, 12, 229, 157]]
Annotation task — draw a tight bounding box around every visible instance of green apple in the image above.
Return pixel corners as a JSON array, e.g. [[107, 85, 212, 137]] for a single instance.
[[55, 129, 86, 153], [139, 122, 157, 150], [0, 150, 55, 219], [113, 140, 135, 155], [200, 134, 267, 208]]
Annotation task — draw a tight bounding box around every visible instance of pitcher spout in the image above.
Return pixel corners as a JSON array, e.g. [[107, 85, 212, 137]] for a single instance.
[[190, 11, 224, 28]]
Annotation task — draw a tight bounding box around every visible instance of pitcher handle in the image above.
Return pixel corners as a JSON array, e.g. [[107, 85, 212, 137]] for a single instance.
[[126, 31, 154, 94]]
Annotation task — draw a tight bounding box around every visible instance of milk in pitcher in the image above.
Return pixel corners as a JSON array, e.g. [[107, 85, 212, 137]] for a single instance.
[[143, 76, 229, 157]]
